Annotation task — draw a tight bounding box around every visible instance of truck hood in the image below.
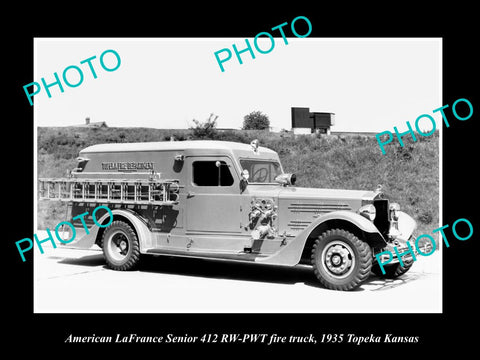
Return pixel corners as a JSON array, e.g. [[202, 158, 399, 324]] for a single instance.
[[247, 185, 377, 205], [278, 186, 376, 203], [247, 184, 378, 213]]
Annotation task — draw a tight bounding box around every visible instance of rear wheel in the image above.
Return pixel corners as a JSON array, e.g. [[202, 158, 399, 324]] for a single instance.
[[102, 221, 141, 271], [311, 229, 372, 291]]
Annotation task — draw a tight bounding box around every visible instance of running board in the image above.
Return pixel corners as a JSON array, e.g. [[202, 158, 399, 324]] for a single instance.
[[146, 248, 267, 262]]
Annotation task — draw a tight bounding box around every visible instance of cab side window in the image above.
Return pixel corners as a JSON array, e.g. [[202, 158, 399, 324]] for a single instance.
[[192, 161, 234, 186]]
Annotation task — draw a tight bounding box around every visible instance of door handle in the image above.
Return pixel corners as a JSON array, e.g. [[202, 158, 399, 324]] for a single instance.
[[187, 192, 196, 198]]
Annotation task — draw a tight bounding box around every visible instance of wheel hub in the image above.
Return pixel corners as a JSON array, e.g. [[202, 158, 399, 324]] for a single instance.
[[322, 241, 355, 278], [109, 232, 130, 260], [118, 240, 127, 251]]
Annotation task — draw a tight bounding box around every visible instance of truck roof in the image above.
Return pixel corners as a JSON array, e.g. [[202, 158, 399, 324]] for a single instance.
[[80, 140, 277, 154]]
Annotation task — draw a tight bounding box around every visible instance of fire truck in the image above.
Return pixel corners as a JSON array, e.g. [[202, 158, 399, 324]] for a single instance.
[[39, 139, 419, 291]]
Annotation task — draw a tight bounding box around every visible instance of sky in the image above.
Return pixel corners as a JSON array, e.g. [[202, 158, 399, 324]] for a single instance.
[[34, 38, 441, 133]]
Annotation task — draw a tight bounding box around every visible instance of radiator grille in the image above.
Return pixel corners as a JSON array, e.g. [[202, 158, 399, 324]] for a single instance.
[[373, 199, 390, 235]]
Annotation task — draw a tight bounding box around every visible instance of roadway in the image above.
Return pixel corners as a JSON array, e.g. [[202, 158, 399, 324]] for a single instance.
[[33, 231, 442, 313]]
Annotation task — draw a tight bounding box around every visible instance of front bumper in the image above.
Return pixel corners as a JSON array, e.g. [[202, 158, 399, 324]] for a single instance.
[[374, 210, 433, 264], [376, 237, 434, 264]]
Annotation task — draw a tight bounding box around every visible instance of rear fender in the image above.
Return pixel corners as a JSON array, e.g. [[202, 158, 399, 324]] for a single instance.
[[256, 210, 386, 266], [63, 208, 153, 252]]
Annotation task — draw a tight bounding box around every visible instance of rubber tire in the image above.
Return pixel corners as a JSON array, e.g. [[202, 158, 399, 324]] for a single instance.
[[372, 258, 413, 278], [311, 229, 372, 291], [102, 220, 141, 271]]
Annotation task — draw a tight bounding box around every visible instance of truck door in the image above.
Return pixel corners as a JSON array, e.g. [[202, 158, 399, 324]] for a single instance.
[[185, 156, 241, 233]]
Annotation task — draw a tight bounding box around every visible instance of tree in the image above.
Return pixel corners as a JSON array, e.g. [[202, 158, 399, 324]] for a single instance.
[[190, 113, 218, 139], [242, 111, 270, 130]]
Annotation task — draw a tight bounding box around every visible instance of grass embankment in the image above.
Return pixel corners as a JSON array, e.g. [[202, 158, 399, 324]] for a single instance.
[[37, 127, 439, 241]]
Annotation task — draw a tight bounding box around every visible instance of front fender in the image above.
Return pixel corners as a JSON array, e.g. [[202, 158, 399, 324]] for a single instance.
[[62, 208, 153, 252], [256, 210, 385, 266]]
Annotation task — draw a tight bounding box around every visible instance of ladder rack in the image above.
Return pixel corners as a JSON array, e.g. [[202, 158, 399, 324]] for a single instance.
[[38, 178, 180, 205]]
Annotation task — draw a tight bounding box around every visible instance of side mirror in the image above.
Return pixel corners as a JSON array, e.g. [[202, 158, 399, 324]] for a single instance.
[[240, 169, 249, 192]]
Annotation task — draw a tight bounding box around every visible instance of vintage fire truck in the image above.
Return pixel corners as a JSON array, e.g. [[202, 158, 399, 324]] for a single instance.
[[39, 139, 419, 291]]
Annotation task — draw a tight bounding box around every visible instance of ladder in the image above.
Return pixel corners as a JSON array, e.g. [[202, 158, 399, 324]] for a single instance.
[[38, 177, 180, 205]]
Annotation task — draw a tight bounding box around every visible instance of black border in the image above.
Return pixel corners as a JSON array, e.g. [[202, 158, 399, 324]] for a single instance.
[[7, 4, 479, 354]]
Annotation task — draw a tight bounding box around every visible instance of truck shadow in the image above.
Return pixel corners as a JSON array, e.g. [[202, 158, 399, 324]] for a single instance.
[[139, 255, 320, 287], [57, 253, 105, 267], [133, 255, 424, 291], [56, 253, 105, 266], [58, 253, 426, 291], [363, 273, 426, 291]]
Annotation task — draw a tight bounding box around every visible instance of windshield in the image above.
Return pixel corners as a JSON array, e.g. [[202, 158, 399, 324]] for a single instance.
[[240, 159, 283, 183]]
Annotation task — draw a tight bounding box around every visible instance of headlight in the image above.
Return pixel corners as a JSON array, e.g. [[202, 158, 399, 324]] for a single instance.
[[389, 202, 400, 220], [359, 204, 376, 221], [274, 173, 296, 186]]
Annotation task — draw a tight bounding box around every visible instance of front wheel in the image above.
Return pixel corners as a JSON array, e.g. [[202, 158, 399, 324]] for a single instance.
[[311, 229, 372, 291], [102, 221, 141, 271], [371, 258, 413, 278]]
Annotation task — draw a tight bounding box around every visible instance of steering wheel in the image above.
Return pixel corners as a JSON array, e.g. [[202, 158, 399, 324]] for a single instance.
[[252, 168, 268, 182]]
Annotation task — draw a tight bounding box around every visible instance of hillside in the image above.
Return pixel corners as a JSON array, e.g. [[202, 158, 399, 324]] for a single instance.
[[37, 126, 439, 240]]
